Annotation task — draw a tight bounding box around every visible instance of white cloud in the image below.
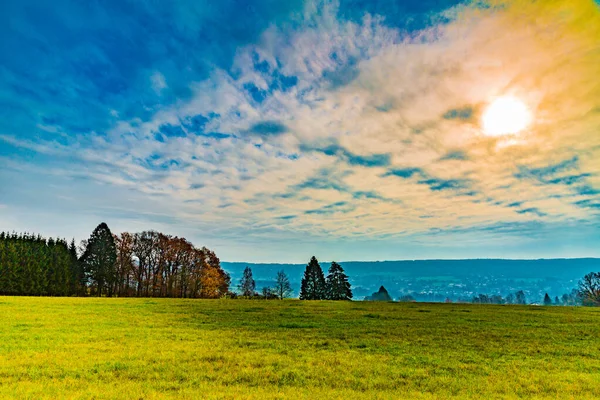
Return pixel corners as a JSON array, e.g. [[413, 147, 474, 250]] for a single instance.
[[150, 71, 167, 94]]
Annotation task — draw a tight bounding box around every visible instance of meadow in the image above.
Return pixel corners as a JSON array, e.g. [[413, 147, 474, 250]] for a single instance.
[[1, 297, 600, 399]]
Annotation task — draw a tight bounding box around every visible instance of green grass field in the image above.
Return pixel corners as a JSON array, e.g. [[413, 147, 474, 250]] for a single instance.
[[1, 297, 600, 399]]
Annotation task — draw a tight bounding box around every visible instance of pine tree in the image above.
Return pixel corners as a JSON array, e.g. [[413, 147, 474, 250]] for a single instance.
[[68, 239, 84, 296], [238, 266, 256, 297], [81, 223, 117, 296], [543, 293, 552, 306], [365, 286, 393, 301], [299, 256, 326, 300], [274, 270, 292, 299], [325, 262, 352, 300]]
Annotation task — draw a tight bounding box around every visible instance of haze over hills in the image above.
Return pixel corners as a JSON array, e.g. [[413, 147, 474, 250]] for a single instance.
[[222, 258, 600, 302]]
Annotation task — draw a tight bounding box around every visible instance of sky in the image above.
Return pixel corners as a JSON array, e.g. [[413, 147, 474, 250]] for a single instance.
[[1, 0, 599, 262]]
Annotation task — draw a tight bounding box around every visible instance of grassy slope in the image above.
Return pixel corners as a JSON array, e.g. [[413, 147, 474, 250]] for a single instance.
[[1, 298, 600, 399]]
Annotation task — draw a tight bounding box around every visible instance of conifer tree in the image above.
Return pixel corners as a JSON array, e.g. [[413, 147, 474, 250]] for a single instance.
[[68, 239, 84, 295], [325, 261, 352, 300], [543, 293, 552, 306], [81, 223, 117, 296], [299, 256, 326, 300]]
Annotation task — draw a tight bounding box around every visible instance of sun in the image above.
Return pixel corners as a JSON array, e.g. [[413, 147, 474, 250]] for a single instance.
[[482, 96, 532, 137]]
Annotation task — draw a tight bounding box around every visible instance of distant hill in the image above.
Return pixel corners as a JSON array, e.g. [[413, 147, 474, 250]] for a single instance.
[[222, 259, 600, 301], [222, 258, 600, 279]]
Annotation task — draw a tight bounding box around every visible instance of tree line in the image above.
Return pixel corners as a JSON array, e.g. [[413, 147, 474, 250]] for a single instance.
[[467, 289, 582, 305], [1, 223, 599, 305], [236, 256, 353, 300], [0, 223, 230, 298]]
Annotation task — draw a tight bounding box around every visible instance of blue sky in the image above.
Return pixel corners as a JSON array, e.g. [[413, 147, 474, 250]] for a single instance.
[[1, 0, 599, 262]]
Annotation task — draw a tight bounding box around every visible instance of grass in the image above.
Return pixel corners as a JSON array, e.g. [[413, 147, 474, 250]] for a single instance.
[[1, 298, 600, 399]]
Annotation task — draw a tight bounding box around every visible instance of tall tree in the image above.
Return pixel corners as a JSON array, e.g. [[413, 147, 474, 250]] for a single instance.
[[299, 256, 326, 300], [80, 223, 117, 296], [114, 232, 134, 296], [239, 266, 256, 297], [325, 262, 352, 300], [274, 270, 293, 300], [515, 290, 527, 305], [543, 293, 552, 306], [68, 238, 86, 295]]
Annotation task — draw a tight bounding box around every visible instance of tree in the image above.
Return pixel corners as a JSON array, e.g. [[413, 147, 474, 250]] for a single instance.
[[80, 223, 117, 296], [398, 294, 416, 302], [261, 287, 272, 298], [274, 270, 293, 299], [515, 290, 526, 305], [199, 264, 224, 298], [239, 266, 256, 297], [299, 256, 326, 300], [325, 262, 352, 300], [554, 296, 560, 305], [68, 238, 85, 295], [490, 295, 504, 304], [543, 293, 552, 306], [561, 289, 582, 306], [365, 286, 393, 301], [472, 294, 490, 304], [113, 232, 134, 297], [505, 293, 515, 304], [578, 272, 600, 306]]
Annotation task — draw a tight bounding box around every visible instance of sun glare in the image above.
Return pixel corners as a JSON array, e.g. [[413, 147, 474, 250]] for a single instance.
[[482, 96, 532, 137]]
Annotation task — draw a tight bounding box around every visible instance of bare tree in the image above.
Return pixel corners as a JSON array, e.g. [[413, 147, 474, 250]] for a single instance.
[[274, 270, 293, 299], [578, 272, 600, 306], [114, 232, 134, 296]]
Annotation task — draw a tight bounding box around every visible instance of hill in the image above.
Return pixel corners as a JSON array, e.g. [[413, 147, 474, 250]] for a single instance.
[[222, 258, 600, 301]]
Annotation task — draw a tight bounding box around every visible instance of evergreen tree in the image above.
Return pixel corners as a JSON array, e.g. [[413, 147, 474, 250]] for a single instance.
[[543, 293, 552, 306], [554, 296, 560, 305], [365, 286, 393, 301], [238, 266, 256, 297], [80, 223, 117, 296], [325, 262, 352, 300], [515, 290, 527, 305], [0, 232, 72, 296], [274, 270, 293, 299], [68, 239, 85, 295], [299, 256, 326, 300]]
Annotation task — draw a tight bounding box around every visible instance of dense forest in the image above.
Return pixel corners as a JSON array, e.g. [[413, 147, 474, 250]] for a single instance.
[[0, 232, 76, 296], [0, 223, 230, 298]]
